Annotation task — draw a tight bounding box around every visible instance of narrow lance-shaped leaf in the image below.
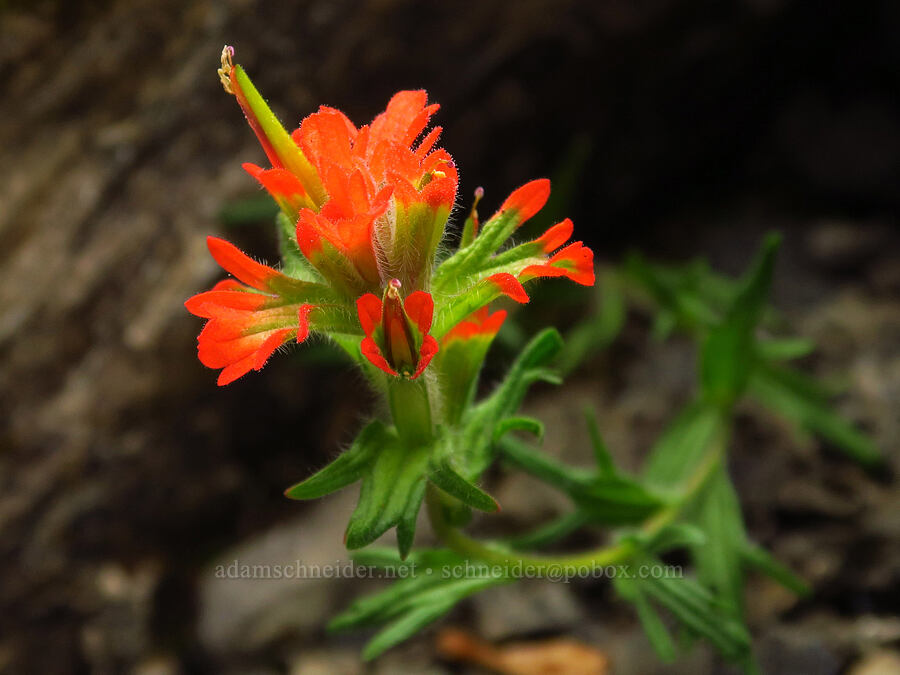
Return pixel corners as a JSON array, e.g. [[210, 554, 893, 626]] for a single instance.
[[396, 479, 428, 561], [740, 541, 811, 596], [459, 186, 484, 249], [362, 599, 457, 660], [361, 576, 506, 660], [700, 234, 780, 406], [688, 464, 747, 616], [755, 337, 816, 361], [499, 435, 667, 525], [576, 476, 668, 525], [428, 459, 500, 513], [499, 435, 593, 495], [332, 547, 510, 660], [329, 549, 471, 632], [329, 571, 443, 632], [642, 400, 724, 492], [585, 408, 615, 477], [456, 328, 564, 478], [614, 576, 678, 662], [641, 572, 753, 664], [493, 416, 545, 442], [749, 363, 880, 466], [284, 420, 388, 499]]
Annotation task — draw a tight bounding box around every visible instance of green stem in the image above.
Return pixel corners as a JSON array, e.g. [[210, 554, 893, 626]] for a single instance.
[[426, 413, 731, 577], [388, 378, 433, 447]]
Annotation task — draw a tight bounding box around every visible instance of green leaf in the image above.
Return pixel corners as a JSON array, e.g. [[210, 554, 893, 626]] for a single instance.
[[584, 408, 615, 477], [642, 400, 724, 491], [758, 360, 837, 401], [651, 311, 678, 341], [493, 416, 545, 442], [361, 576, 504, 660], [700, 234, 780, 406], [749, 364, 880, 466], [329, 571, 441, 632], [284, 420, 386, 499], [459, 208, 478, 250], [456, 328, 564, 479], [688, 465, 747, 616], [624, 254, 686, 320], [635, 592, 678, 662], [331, 548, 509, 659], [756, 337, 815, 361], [740, 542, 811, 596], [623, 253, 729, 331], [362, 598, 457, 660], [395, 479, 428, 559], [613, 576, 678, 663], [499, 436, 666, 525], [329, 549, 469, 632], [344, 441, 429, 556], [642, 572, 752, 664], [701, 325, 753, 405], [428, 459, 500, 513], [575, 476, 668, 525], [498, 435, 592, 494]]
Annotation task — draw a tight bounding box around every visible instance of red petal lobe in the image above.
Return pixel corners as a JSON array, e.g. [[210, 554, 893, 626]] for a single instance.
[[500, 178, 551, 225]]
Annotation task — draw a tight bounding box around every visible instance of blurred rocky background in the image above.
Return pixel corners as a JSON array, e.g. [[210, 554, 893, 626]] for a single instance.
[[0, 0, 898, 673]]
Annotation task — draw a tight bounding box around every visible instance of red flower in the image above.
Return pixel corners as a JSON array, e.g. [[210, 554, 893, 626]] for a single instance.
[[222, 48, 457, 296], [356, 279, 439, 379], [185, 237, 334, 385], [516, 218, 595, 287], [189, 48, 596, 387], [492, 185, 595, 289], [520, 239, 595, 287], [289, 94, 457, 294], [499, 178, 551, 223]]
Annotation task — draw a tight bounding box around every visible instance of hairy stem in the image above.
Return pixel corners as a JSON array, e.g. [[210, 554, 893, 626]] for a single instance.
[[388, 377, 433, 447]]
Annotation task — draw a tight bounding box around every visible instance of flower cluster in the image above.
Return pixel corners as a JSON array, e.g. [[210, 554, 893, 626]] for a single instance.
[[187, 47, 594, 389]]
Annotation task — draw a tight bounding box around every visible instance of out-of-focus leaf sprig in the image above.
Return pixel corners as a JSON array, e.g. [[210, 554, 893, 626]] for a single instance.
[[565, 234, 879, 466]]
